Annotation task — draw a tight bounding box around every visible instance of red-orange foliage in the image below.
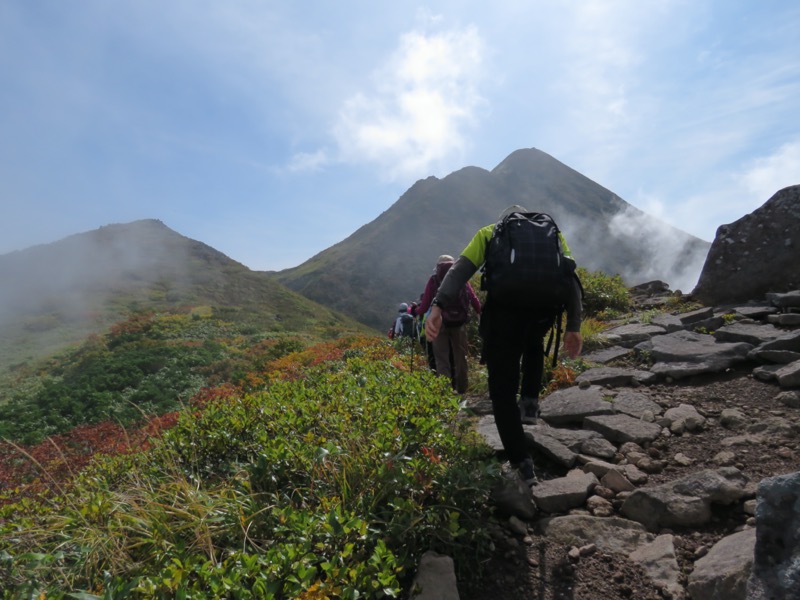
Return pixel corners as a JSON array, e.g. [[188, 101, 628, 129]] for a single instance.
[[0, 335, 394, 507], [0, 413, 180, 507]]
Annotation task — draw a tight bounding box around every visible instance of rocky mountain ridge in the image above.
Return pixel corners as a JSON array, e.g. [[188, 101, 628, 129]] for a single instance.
[[410, 286, 800, 599], [274, 148, 711, 330], [410, 185, 800, 599]]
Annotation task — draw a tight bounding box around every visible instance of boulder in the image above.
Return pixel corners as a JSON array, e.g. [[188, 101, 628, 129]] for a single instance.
[[693, 185, 800, 305], [648, 330, 753, 379], [619, 467, 749, 531], [687, 528, 756, 600], [747, 471, 800, 599]]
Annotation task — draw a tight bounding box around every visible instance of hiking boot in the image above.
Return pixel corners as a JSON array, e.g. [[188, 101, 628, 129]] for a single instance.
[[519, 396, 540, 424], [515, 457, 538, 487]]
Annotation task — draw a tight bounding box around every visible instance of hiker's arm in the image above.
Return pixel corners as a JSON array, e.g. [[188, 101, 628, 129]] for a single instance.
[[426, 257, 478, 341], [564, 331, 582, 358], [414, 276, 436, 316], [466, 282, 481, 314], [565, 274, 582, 332], [563, 274, 583, 357], [433, 256, 478, 307]]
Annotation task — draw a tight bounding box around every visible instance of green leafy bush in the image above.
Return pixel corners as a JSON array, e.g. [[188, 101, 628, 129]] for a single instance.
[[577, 267, 631, 317], [0, 353, 499, 598]]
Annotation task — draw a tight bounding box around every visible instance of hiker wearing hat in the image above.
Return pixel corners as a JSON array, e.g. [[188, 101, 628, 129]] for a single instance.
[[393, 302, 418, 340], [412, 254, 481, 394], [425, 206, 583, 487]]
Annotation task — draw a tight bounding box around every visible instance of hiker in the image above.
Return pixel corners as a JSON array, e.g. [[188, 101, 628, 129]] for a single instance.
[[425, 206, 583, 486], [415, 301, 437, 371], [393, 303, 418, 340], [413, 255, 481, 394]]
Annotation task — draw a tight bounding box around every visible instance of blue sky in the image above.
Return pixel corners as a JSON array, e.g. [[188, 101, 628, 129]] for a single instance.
[[2, 1, 798, 271]]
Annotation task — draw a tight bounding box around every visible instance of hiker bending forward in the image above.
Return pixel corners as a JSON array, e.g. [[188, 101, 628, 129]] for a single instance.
[[414, 255, 481, 394], [426, 207, 583, 486]]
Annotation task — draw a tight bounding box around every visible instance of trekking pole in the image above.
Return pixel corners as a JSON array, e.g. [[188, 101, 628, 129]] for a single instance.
[[409, 331, 414, 373]]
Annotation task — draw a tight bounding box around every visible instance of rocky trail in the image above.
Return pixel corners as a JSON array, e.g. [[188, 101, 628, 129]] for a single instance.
[[410, 289, 800, 600]]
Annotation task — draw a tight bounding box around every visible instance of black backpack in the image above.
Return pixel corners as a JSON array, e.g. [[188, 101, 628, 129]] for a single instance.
[[481, 211, 580, 310], [398, 313, 418, 338], [481, 211, 582, 365]]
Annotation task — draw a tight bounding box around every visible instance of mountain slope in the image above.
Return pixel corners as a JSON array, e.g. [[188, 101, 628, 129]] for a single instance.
[[274, 148, 711, 330], [0, 219, 371, 375]]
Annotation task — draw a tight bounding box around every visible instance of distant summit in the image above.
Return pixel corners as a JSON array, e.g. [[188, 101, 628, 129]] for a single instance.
[[0, 220, 369, 374], [275, 148, 711, 330]]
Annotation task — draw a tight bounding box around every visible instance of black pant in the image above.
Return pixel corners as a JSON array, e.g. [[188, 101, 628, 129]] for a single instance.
[[480, 306, 553, 464]]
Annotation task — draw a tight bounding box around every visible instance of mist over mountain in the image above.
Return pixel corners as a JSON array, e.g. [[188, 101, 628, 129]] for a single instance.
[[0, 148, 713, 367], [0, 219, 369, 374], [274, 148, 711, 330]]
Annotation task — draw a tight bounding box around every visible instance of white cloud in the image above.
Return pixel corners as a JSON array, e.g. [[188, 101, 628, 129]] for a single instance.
[[737, 141, 800, 199], [333, 25, 486, 181], [608, 204, 706, 291], [285, 150, 329, 173]]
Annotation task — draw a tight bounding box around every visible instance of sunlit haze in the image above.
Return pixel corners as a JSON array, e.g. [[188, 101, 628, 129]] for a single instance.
[[1, 1, 798, 271]]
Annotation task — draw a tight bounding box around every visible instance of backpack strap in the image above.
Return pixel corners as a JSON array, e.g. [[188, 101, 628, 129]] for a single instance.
[[544, 311, 563, 369]]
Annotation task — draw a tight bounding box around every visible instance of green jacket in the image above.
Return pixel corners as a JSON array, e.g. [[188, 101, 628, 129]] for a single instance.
[[434, 223, 582, 332]]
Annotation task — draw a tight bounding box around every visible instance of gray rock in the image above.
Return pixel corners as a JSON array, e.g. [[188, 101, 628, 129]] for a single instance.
[[678, 306, 715, 325], [747, 471, 800, 600], [663, 403, 707, 433], [536, 515, 654, 555], [539, 385, 615, 426], [601, 469, 635, 493], [409, 551, 460, 600], [620, 467, 749, 531], [746, 416, 796, 439], [574, 366, 658, 387], [688, 528, 755, 600], [713, 322, 785, 345], [754, 329, 800, 352], [536, 426, 603, 451], [474, 415, 504, 451], [752, 364, 784, 382], [583, 413, 663, 445], [776, 360, 800, 387], [767, 289, 800, 308], [719, 408, 747, 430], [610, 390, 663, 419], [531, 471, 599, 514], [690, 315, 726, 332], [490, 476, 538, 521], [529, 432, 578, 468], [733, 305, 779, 320], [579, 436, 618, 460], [629, 534, 683, 600], [768, 312, 800, 326], [649, 330, 753, 379], [582, 346, 633, 364], [776, 390, 800, 408], [693, 186, 800, 305], [650, 313, 685, 333], [580, 458, 620, 478], [748, 348, 800, 364], [600, 323, 667, 348]]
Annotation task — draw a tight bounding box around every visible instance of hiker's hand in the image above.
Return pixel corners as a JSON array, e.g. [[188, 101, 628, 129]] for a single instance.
[[564, 331, 583, 358], [426, 306, 443, 341]]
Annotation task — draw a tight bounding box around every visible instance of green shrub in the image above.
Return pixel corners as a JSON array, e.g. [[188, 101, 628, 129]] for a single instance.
[[577, 268, 632, 317], [0, 354, 499, 598]]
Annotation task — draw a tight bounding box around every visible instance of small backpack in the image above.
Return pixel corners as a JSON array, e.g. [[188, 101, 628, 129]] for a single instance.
[[481, 211, 581, 311], [433, 262, 471, 326], [398, 313, 418, 338]]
